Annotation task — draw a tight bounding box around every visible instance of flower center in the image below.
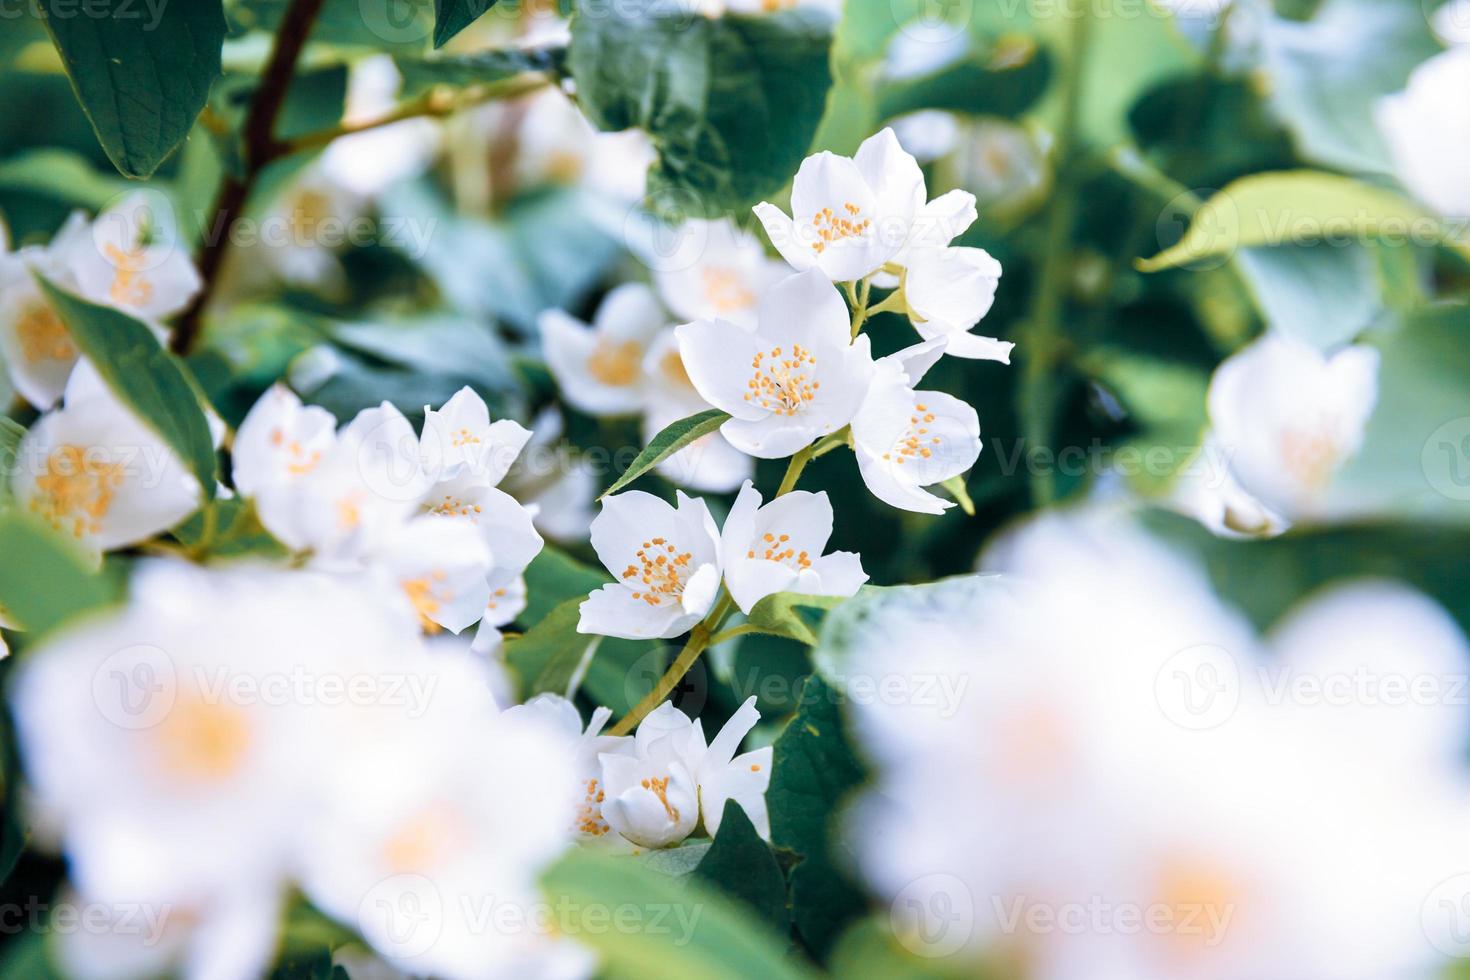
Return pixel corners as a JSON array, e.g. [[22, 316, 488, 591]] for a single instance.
[[587, 338, 643, 387], [382, 801, 470, 875], [430, 494, 483, 519], [269, 427, 323, 477], [640, 775, 680, 823], [153, 692, 252, 784], [31, 444, 125, 540], [1280, 424, 1341, 491], [660, 349, 692, 390], [577, 777, 610, 837], [810, 202, 872, 255], [450, 426, 480, 448], [16, 301, 75, 364], [746, 531, 812, 569], [621, 537, 694, 607], [105, 243, 154, 309], [744, 344, 819, 416], [882, 402, 942, 466], [402, 570, 451, 632], [701, 266, 755, 314]]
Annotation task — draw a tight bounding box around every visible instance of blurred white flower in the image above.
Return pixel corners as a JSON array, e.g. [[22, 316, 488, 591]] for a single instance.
[[504, 693, 636, 845], [321, 55, 441, 198], [755, 129, 975, 282], [540, 283, 667, 417], [420, 385, 532, 488], [903, 246, 1011, 361], [379, 515, 495, 634], [1376, 47, 1470, 220], [486, 86, 653, 203], [11, 361, 201, 552], [1435, 0, 1470, 45], [64, 193, 202, 324], [719, 480, 866, 614], [676, 268, 875, 458], [0, 213, 89, 409], [640, 330, 752, 493], [651, 218, 786, 330], [888, 110, 961, 164], [1207, 334, 1378, 521], [580, 490, 723, 640], [851, 339, 981, 514], [1167, 436, 1287, 539]]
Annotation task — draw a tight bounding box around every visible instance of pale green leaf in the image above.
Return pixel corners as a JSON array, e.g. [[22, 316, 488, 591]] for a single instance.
[[602, 409, 730, 498]]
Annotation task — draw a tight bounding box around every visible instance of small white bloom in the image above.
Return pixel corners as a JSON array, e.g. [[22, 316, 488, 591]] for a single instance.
[[65, 193, 202, 323], [232, 384, 338, 499], [579, 490, 723, 640], [379, 515, 494, 635], [676, 268, 875, 459], [419, 385, 532, 487], [540, 283, 667, 417], [12, 361, 201, 552], [600, 697, 771, 849], [719, 480, 866, 614], [902, 245, 1011, 361], [1376, 47, 1470, 219], [640, 330, 752, 493], [651, 218, 786, 329], [1207, 334, 1378, 521], [0, 213, 89, 409], [851, 340, 981, 514]]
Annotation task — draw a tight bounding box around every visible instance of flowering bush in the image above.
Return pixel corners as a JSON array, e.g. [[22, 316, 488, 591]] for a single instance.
[[0, 0, 1468, 978]]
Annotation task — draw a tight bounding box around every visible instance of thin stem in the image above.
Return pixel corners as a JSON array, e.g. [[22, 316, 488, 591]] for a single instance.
[[776, 442, 817, 497], [1018, 5, 1093, 507], [849, 277, 872, 339], [707, 623, 767, 646], [172, 0, 327, 356]]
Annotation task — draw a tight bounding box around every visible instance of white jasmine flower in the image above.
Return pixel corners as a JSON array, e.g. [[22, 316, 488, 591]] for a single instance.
[[851, 340, 981, 514], [755, 128, 979, 283], [490, 86, 654, 202], [232, 384, 338, 501], [1207, 335, 1378, 521], [1376, 47, 1470, 219], [1168, 436, 1288, 539], [379, 515, 494, 635], [650, 218, 786, 329], [640, 330, 752, 493], [676, 268, 875, 459], [12, 361, 201, 552], [579, 490, 723, 640], [540, 283, 667, 417], [64, 193, 201, 323], [419, 386, 532, 488], [600, 697, 772, 848], [504, 693, 636, 844], [902, 246, 1011, 361], [718, 480, 866, 614], [0, 213, 89, 409]]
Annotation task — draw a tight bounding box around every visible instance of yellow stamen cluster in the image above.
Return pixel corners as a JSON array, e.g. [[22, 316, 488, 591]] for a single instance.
[[640, 775, 680, 822], [431, 494, 483, 519], [701, 266, 755, 314], [403, 570, 450, 632], [154, 693, 251, 783], [31, 444, 124, 540], [587, 338, 643, 386], [882, 402, 941, 466], [622, 537, 694, 607], [450, 426, 481, 448], [661, 349, 691, 389], [743, 344, 819, 416], [485, 586, 510, 612], [810, 202, 871, 255], [105, 243, 154, 309], [16, 302, 75, 364], [269, 427, 322, 477], [745, 531, 811, 569], [577, 777, 610, 837]]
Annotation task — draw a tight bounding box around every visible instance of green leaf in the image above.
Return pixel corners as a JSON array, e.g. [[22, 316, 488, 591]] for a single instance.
[[744, 592, 843, 646], [569, 2, 834, 213], [433, 0, 499, 49], [0, 513, 119, 638], [1231, 243, 1386, 350], [504, 595, 598, 697], [768, 675, 867, 956], [396, 46, 559, 97], [602, 409, 731, 497], [939, 475, 974, 516], [0, 418, 24, 511], [541, 848, 815, 980], [38, 278, 218, 501], [637, 841, 712, 879], [172, 497, 287, 559], [1137, 171, 1462, 273], [876, 38, 1051, 121], [695, 800, 790, 936], [829, 917, 966, 980], [0, 149, 129, 213], [41, 0, 227, 177]]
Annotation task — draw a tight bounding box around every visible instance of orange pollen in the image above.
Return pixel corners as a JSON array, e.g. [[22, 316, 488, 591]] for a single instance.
[[640, 775, 680, 823], [105, 243, 154, 309], [625, 539, 695, 607], [15, 302, 75, 364], [402, 570, 451, 633], [882, 400, 945, 465], [743, 343, 818, 416], [576, 777, 611, 837], [809, 202, 872, 254], [153, 693, 251, 783], [30, 444, 125, 540]]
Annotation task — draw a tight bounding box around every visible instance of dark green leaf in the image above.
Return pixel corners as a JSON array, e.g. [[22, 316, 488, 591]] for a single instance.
[[38, 278, 218, 501], [695, 800, 790, 935], [172, 497, 287, 559], [541, 848, 815, 980], [877, 40, 1051, 121], [829, 917, 965, 980], [397, 46, 559, 97], [569, 2, 834, 212], [602, 409, 730, 498], [0, 512, 119, 637], [433, 0, 498, 49], [41, 0, 226, 177], [504, 595, 598, 696], [768, 675, 867, 956]]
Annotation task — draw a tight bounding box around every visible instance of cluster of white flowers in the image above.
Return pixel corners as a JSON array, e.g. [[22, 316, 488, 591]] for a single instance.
[[847, 512, 1470, 979], [233, 384, 543, 648], [0, 194, 200, 410], [11, 561, 589, 980], [579, 482, 866, 640], [509, 692, 772, 850]]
